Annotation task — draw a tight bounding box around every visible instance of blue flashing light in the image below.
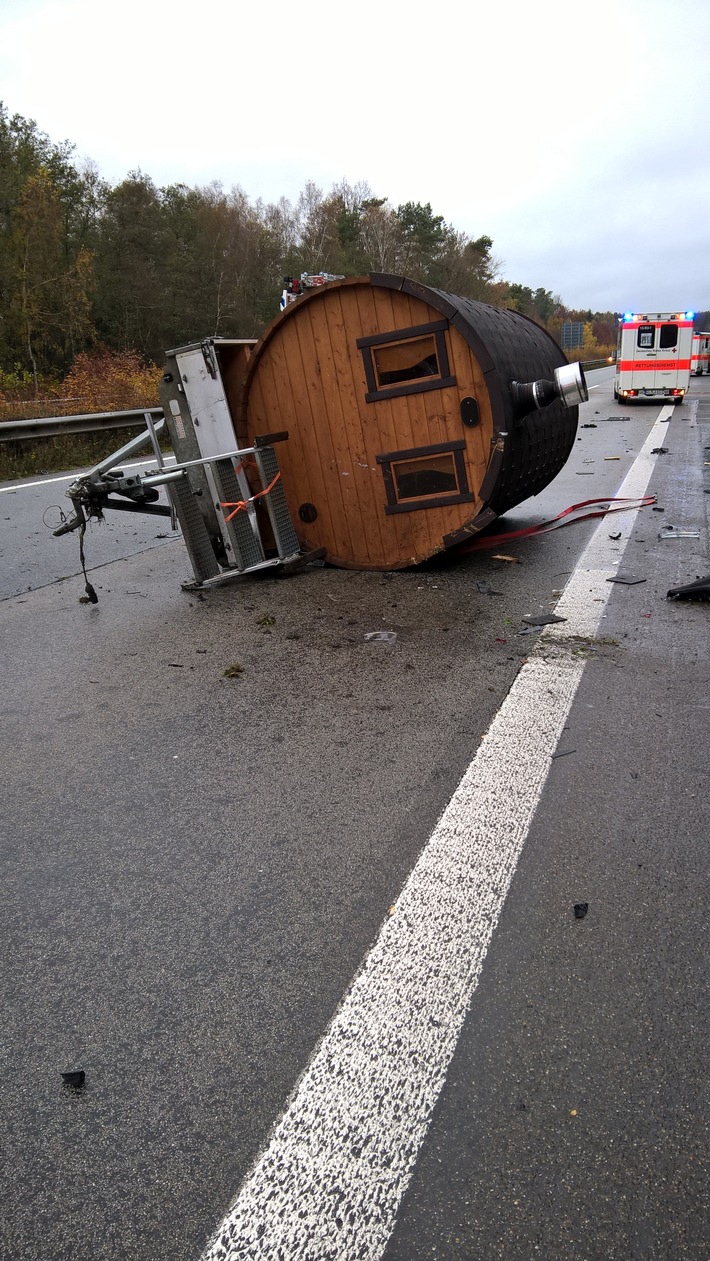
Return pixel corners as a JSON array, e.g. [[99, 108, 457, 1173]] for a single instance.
[[685, 310, 695, 319], [623, 311, 633, 321]]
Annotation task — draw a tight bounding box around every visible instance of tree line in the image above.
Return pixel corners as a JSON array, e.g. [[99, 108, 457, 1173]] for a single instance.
[[0, 101, 622, 400]]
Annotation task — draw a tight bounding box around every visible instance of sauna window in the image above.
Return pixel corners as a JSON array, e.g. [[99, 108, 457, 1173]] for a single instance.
[[373, 336, 439, 387], [357, 320, 456, 401], [377, 441, 474, 515], [392, 453, 457, 499]]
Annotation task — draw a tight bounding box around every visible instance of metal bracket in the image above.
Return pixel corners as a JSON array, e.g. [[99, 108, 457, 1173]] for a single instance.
[[201, 340, 218, 379]]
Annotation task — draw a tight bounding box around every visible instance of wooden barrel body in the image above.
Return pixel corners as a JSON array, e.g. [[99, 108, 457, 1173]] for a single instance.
[[240, 274, 577, 569]]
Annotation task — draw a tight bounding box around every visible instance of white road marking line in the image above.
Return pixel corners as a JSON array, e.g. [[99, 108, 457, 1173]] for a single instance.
[[547, 406, 672, 640], [0, 455, 176, 495], [201, 410, 669, 1261]]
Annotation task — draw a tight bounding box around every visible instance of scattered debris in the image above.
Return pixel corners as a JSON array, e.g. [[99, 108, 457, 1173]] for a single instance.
[[651, 447, 669, 455], [599, 416, 630, 421], [604, 455, 621, 461], [573, 903, 588, 920], [659, 526, 700, 539], [608, 532, 622, 540], [517, 625, 541, 635], [257, 614, 276, 627], [652, 506, 665, 512], [494, 637, 508, 644], [522, 613, 567, 626], [667, 574, 710, 600], [223, 663, 244, 677], [167, 662, 184, 668], [606, 574, 646, 585], [61, 1071, 85, 1089], [364, 631, 397, 644], [492, 554, 521, 564], [551, 748, 576, 760], [476, 580, 502, 595], [581, 423, 598, 428]]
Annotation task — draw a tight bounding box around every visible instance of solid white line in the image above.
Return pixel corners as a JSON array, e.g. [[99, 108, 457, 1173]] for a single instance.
[[546, 405, 672, 640], [201, 410, 668, 1261], [0, 455, 176, 495]]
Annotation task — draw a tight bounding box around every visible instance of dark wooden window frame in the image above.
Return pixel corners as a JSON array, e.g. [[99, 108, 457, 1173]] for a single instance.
[[357, 319, 456, 402], [376, 440, 474, 515]]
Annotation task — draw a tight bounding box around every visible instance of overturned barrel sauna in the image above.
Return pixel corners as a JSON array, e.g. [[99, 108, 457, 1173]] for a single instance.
[[237, 275, 586, 570]]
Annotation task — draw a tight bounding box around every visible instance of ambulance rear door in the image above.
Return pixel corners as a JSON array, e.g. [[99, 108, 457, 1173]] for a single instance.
[[653, 320, 685, 392], [630, 321, 659, 391]]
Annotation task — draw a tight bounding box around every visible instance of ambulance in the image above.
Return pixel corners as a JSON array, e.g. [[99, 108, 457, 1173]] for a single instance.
[[614, 311, 694, 402], [691, 330, 710, 375]]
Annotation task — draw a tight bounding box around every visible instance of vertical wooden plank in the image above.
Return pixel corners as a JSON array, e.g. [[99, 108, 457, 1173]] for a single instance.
[[316, 286, 388, 567], [289, 310, 355, 562], [355, 283, 417, 568], [254, 324, 338, 557], [247, 351, 314, 546], [303, 294, 368, 565]]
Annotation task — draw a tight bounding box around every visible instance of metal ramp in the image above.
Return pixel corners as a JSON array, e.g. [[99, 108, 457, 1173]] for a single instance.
[[150, 439, 305, 589]]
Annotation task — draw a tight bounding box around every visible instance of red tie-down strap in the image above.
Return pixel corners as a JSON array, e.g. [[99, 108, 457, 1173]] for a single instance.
[[454, 495, 657, 553]]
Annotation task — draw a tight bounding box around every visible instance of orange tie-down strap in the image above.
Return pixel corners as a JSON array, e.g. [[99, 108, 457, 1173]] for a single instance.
[[220, 466, 281, 523]]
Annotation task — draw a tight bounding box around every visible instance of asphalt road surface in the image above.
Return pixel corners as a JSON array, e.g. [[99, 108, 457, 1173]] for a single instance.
[[0, 369, 708, 1260]]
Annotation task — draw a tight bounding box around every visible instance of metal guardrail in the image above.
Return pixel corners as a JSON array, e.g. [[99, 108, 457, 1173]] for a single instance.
[[0, 407, 164, 442]]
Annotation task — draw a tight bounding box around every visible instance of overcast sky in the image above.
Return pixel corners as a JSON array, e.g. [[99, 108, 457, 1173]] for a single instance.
[[1, 0, 709, 313]]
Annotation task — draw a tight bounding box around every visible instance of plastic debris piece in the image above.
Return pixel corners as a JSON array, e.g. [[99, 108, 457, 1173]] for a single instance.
[[600, 416, 631, 421], [364, 631, 397, 643], [492, 554, 521, 563], [651, 447, 669, 455], [606, 574, 646, 585], [573, 903, 588, 920], [581, 423, 597, 428], [667, 575, 710, 600], [608, 532, 622, 540], [223, 663, 244, 677], [604, 455, 621, 460], [659, 526, 700, 539], [61, 1071, 85, 1089], [652, 506, 665, 512], [522, 613, 567, 626], [551, 748, 576, 759], [517, 626, 541, 635], [476, 580, 502, 595]]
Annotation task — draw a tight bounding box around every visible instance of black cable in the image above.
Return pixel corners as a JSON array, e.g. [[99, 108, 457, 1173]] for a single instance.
[[78, 519, 98, 603]]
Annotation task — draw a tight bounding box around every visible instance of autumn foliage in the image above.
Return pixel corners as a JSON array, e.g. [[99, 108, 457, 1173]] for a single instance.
[[58, 349, 161, 411], [0, 348, 161, 421]]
